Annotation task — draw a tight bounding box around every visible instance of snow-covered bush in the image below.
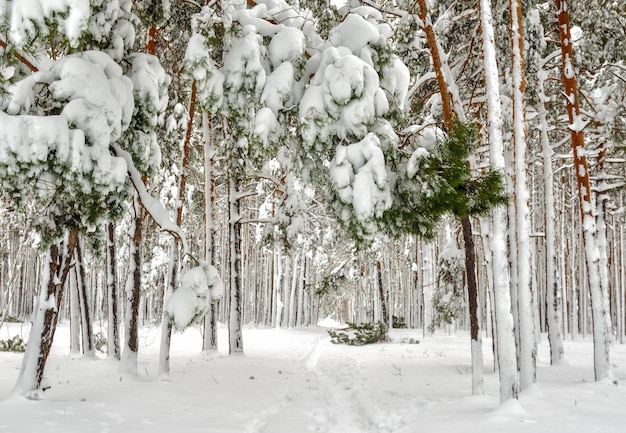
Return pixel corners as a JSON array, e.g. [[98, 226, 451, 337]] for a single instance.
[[0, 335, 27, 352], [328, 322, 389, 346]]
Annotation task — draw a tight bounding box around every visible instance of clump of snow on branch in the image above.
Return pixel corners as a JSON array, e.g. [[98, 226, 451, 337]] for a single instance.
[[165, 262, 224, 331], [330, 133, 392, 222], [300, 46, 385, 148], [88, 0, 137, 62], [298, 9, 408, 150], [121, 53, 170, 174], [7, 0, 90, 48]]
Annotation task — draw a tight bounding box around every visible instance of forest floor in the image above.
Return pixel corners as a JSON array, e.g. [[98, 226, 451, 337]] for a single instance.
[[1, 322, 626, 432]]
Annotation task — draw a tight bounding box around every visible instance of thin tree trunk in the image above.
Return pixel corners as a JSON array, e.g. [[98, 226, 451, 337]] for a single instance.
[[159, 81, 196, 377], [462, 217, 484, 395], [75, 240, 95, 357], [377, 259, 388, 328], [120, 195, 143, 375], [69, 266, 81, 355], [106, 223, 121, 360], [12, 231, 78, 397], [596, 146, 613, 341], [538, 54, 565, 364], [274, 244, 284, 328], [479, 0, 520, 401], [288, 254, 299, 328], [555, 0, 613, 381], [203, 112, 219, 351], [229, 177, 244, 354], [510, 0, 536, 390]]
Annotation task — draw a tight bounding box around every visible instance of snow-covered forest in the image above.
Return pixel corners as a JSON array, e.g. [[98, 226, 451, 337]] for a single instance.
[[1, 0, 625, 430]]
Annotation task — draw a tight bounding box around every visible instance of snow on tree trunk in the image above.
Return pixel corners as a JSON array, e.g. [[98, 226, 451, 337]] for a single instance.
[[462, 217, 484, 395], [159, 246, 177, 379], [479, 0, 520, 402], [106, 223, 121, 360], [119, 197, 142, 375], [229, 178, 244, 354], [555, 0, 613, 382], [288, 253, 299, 329], [12, 232, 78, 398], [159, 81, 195, 377], [202, 112, 219, 352], [275, 244, 284, 329], [596, 148, 614, 343], [510, 0, 536, 391], [538, 63, 564, 364]]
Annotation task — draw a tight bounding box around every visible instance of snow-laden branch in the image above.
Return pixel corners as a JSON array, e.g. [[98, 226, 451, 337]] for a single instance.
[[249, 171, 286, 194], [110, 143, 189, 256]]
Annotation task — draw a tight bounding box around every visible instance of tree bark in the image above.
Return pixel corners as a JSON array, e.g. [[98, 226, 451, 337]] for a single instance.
[[69, 265, 81, 355], [462, 217, 484, 395], [120, 195, 143, 375], [555, 0, 613, 382], [106, 223, 121, 360], [229, 177, 244, 354], [510, 0, 537, 390], [12, 231, 78, 397], [75, 239, 95, 357], [538, 59, 564, 364], [202, 112, 219, 351], [479, 0, 520, 401]]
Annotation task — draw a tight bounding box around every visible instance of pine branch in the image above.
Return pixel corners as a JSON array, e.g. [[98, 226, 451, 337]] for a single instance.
[[0, 39, 39, 72]]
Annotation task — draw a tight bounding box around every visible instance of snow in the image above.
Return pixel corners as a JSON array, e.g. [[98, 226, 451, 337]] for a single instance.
[[8, 0, 89, 47], [328, 13, 381, 57], [268, 27, 305, 68], [330, 133, 392, 221], [568, 114, 589, 132], [2, 323, 626, 432], [261, 62, 296, 114]]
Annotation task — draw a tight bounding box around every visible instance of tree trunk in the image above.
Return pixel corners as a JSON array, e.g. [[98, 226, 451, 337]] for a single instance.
[[75, 240, 95, 357], [159, 81, 196, 376], [479, 0, 520, 401], [538, 54, 564, 364], [376, 259, 388, 328], [555, 0, 613, 382], [120, 195, 143, 375], [510, 0, 536, 390], [595, 146, 614, 342], [229, 177, 244, 354], [462, 217, 484, 395], [202, 112, 219, 352], [416, 0, 485, 395], [69, 266, 81, 355], [106, 223, 121, 360], [12, 231, 78, 397]]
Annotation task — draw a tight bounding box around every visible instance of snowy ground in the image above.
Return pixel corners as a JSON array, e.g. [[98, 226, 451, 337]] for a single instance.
[[1, 322, 626, 433]]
